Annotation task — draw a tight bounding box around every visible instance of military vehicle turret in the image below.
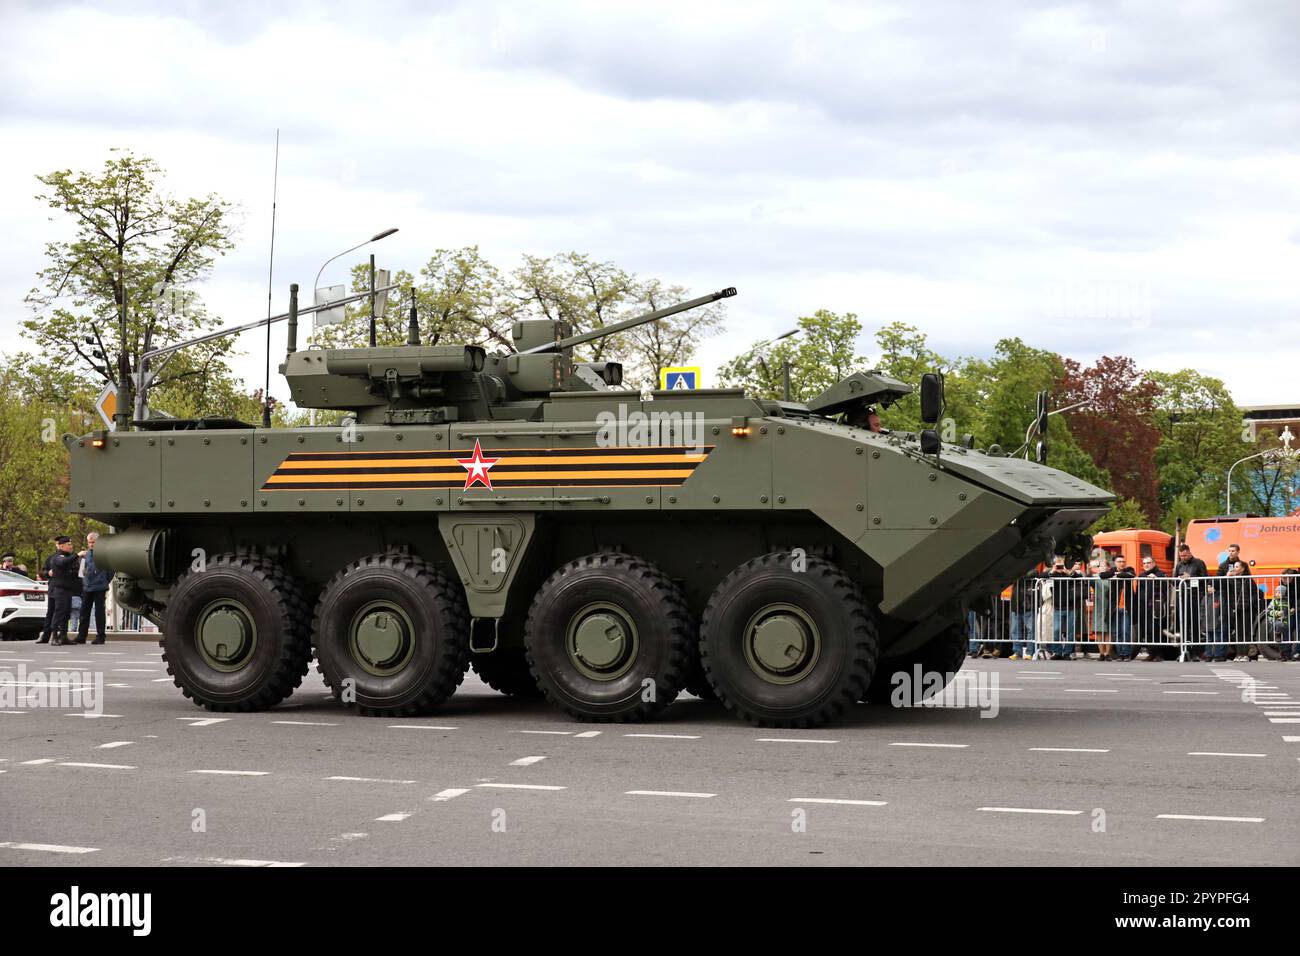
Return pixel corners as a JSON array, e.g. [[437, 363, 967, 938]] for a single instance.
[[69, 279, 1112, 727]]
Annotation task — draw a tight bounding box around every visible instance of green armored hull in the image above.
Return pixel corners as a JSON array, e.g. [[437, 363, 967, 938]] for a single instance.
[[68, 285, 1111, 726]]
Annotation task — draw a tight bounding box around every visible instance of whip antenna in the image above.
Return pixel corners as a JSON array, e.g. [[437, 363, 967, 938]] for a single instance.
[[262, 129, 280, 428]]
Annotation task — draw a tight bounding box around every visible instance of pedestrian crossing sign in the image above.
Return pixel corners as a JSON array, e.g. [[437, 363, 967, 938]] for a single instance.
[[660, 367, 700, 391]]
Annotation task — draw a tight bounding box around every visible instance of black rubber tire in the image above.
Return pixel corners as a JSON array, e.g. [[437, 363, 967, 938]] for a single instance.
[[314, 554, 470, 717], [700, 552, 879, 727], [863, 616, 968, 704], [524, 552, 694, 722], [471, 647, 543, 698], [161, 554, 312, 711]]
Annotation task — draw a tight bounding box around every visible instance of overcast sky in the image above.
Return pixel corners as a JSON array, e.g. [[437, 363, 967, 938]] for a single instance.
[[1, 0, 1296, 408]]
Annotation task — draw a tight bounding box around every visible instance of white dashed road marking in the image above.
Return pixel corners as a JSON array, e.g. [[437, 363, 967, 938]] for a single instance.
[[977, 807, 1083, 815], [189, 769, 268, 776], [387, 725, 458, 731], [430, 789, 469, 801], [326, 776, 417, 784], [177, 717, 229, 727], [509, 756, 547, 766], [20, 758, 54, 765], [273, 720, 339, 727], [890, 742, 969, 749], [517, 730, 571, 735], [623, 733, 700, 739], [757, 737, 838, 744], [789, 797, 887, 806], [58, 761, 134, 770], [1157, 814, 1264, 823], [1029, 747, 1110, 753], [97, 741, 133, 749], [574, 730, 602, 738], [375, 813, 412, 822], [1187, 752, 1266, 758], [0, 842, 98, 854], [475, 783, 565, 791], [625, 790, 715, 799]]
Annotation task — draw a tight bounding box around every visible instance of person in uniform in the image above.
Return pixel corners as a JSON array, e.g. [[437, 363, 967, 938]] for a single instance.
[[44, 536, 81, 646]]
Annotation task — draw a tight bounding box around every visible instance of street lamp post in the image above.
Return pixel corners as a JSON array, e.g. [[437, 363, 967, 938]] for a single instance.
[[1227, 426, 1296, 514], [740, 327, 800, 400], [307, 228, 398, 424]]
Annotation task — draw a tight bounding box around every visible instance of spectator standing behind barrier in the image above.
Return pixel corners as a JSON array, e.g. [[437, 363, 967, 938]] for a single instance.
[[1, 554, 27, 577], [1098, 555, 1136, 660], [1089, 557, 1113, 660], [43, 536, 81, 646], [1266, 584, 1294, 660], [1222, 560, 1262, 661], [1217, 543, 1243, 577], [1174, 544, 1209, 661], [1009, 571, 1038, 660], [1134, 556, 1172, 660], [74, 532, 111, 645], [1049, 557, 1082, 659]]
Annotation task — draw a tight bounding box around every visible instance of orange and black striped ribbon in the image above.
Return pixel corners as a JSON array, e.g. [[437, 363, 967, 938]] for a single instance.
[[261, 445, 714, 490]]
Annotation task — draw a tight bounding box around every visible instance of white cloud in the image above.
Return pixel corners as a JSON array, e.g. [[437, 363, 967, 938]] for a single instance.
[[1, 0, 1297, 407]]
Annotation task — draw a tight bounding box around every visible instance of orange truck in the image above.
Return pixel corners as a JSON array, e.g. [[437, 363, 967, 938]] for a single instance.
[[1092, 529, 1174, 575], [1095, 517, 1300, 596]]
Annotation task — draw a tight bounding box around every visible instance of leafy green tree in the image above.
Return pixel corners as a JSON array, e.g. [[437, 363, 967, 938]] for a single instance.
[[1149, 369, 1244, 518], [0, 363, 105, 571], [621, 278, 725, 390], [1088, 496, 1148, 535], [21, 151, 238, 418], [717, 310, 867, 401]]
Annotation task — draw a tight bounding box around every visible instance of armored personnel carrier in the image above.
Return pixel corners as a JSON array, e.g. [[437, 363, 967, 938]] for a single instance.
[[70, 282, 1112, 727]]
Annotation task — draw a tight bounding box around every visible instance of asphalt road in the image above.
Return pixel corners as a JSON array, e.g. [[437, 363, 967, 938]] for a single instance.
[[2, 640, 1297, 867]]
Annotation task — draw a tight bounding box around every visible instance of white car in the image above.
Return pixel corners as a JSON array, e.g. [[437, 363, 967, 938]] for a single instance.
[[0, 570, 48, 639]]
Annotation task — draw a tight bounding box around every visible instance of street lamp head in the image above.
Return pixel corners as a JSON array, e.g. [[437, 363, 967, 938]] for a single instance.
[[371, 228, 399, 242]]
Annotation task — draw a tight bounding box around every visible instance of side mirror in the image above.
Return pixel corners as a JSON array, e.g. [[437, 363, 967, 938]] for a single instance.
[[1035, 439, 1048, 464], [920, 429, 941, 455], [961, 433, 975, 449], [1035, 390, 1049, 435], [920, 373, 944, 425]]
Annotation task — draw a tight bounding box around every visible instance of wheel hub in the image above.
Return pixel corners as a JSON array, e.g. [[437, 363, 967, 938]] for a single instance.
[[743, 604, 820, 684], [350, 602, 416, 676], [196, 601, 257, 672], [567, 603, 638, 681]]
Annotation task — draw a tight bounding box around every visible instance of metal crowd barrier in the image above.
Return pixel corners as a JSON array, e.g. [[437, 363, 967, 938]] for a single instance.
[[967, 573, 1300, 662]]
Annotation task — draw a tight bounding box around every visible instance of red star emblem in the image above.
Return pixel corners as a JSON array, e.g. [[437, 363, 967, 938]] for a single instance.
[[456, 438, 500, 490]]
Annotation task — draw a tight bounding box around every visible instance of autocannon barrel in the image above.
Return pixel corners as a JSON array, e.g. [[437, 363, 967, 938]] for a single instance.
[[519, 287, 736, 355]]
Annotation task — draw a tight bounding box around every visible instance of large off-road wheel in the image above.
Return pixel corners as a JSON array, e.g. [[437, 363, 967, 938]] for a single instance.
[[314, 554, 470, 717], [700, 552, 878, 727], [524, 552, 693, 722], [162, 554, 312, 711], [863, 616, 968, 704], [471, 647, 543, 698]]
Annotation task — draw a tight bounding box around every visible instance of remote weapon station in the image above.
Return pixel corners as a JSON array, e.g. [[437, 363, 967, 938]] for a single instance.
[[69, 270, 1112, 726]]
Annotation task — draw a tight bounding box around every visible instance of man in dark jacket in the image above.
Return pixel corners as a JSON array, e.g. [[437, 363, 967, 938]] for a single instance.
[[1135, 557, 1173, 660], [1048, 558, 1084, 659], [1217, 543, 1243, 577], [44, 536, 81, 646], [1098, 556, 1136, 660], [1174, 544, 1210, 659], [35, 551, 58, 643], [74, 532, 111, 645]]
